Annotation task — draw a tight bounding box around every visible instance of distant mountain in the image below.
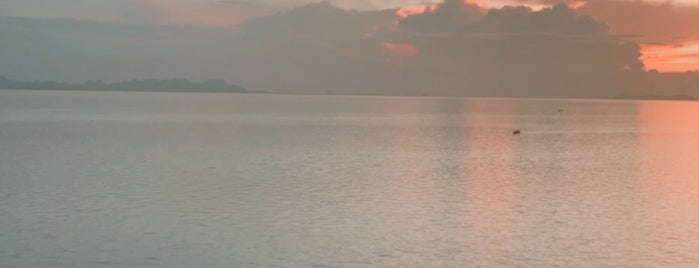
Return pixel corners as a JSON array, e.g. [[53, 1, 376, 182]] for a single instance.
[[0, 74, 247, 93]]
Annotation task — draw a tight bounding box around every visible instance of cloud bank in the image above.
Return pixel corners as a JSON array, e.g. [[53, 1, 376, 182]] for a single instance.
[[1, 0, 697, 98], [231, 1, 646, 97]]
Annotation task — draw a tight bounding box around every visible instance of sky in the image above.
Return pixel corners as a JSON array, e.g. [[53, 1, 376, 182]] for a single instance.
[[1, 0, 698, 97]]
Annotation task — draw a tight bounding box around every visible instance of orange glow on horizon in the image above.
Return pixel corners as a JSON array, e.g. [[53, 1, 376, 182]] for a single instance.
[[641, 41, 699, 72]]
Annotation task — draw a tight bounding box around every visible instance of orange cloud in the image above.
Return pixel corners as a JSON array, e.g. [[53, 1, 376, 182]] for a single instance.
[[642, 41, 699, 72], [396, 4, 439, 18], [569, 0, 587, 10], [464, 0, 489, 8], [383, 42, 419, 56]]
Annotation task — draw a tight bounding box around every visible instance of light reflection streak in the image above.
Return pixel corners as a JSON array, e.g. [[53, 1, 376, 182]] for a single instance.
[[637, 101, 699, 262], [462, 99, 518, 266]]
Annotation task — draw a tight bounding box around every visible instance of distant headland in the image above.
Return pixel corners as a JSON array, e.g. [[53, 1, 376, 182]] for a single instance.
[[0, 74, 247, 93]]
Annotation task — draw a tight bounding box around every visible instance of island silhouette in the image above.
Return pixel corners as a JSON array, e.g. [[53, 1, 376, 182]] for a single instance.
[[0, 74, 247, 93]]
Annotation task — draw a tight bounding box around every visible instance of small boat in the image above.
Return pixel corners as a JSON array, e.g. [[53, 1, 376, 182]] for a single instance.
[[513, 129, 521, 135]]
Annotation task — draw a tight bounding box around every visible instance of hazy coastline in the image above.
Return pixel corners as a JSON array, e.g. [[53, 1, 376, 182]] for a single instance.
[[0, 74, 247, 93]]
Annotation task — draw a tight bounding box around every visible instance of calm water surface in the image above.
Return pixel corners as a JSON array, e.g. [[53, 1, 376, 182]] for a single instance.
[[1, 90, 698, 267]]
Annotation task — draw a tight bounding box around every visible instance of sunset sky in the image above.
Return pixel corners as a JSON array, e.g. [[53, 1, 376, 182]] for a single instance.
[[1, 0, 698, 97]]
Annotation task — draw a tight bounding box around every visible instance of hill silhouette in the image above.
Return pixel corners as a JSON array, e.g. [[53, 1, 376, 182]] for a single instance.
[[0, 74, 247, 93]]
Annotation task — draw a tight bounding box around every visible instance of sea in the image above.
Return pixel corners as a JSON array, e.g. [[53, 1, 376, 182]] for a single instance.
[[1, 90, 698, 267]]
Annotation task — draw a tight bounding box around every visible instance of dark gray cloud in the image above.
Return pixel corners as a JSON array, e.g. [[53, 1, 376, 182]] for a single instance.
[[243, 2, 397, 41], [400, 33, 644, 97], [398, 0, 486, 32], [232, 1, 643, 96], [502, 0, 699, 43], [366, 2, 633, 96], [398, 1, 607, 34], [577, 0, 699, 43], [478, 4, 608, 34]]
